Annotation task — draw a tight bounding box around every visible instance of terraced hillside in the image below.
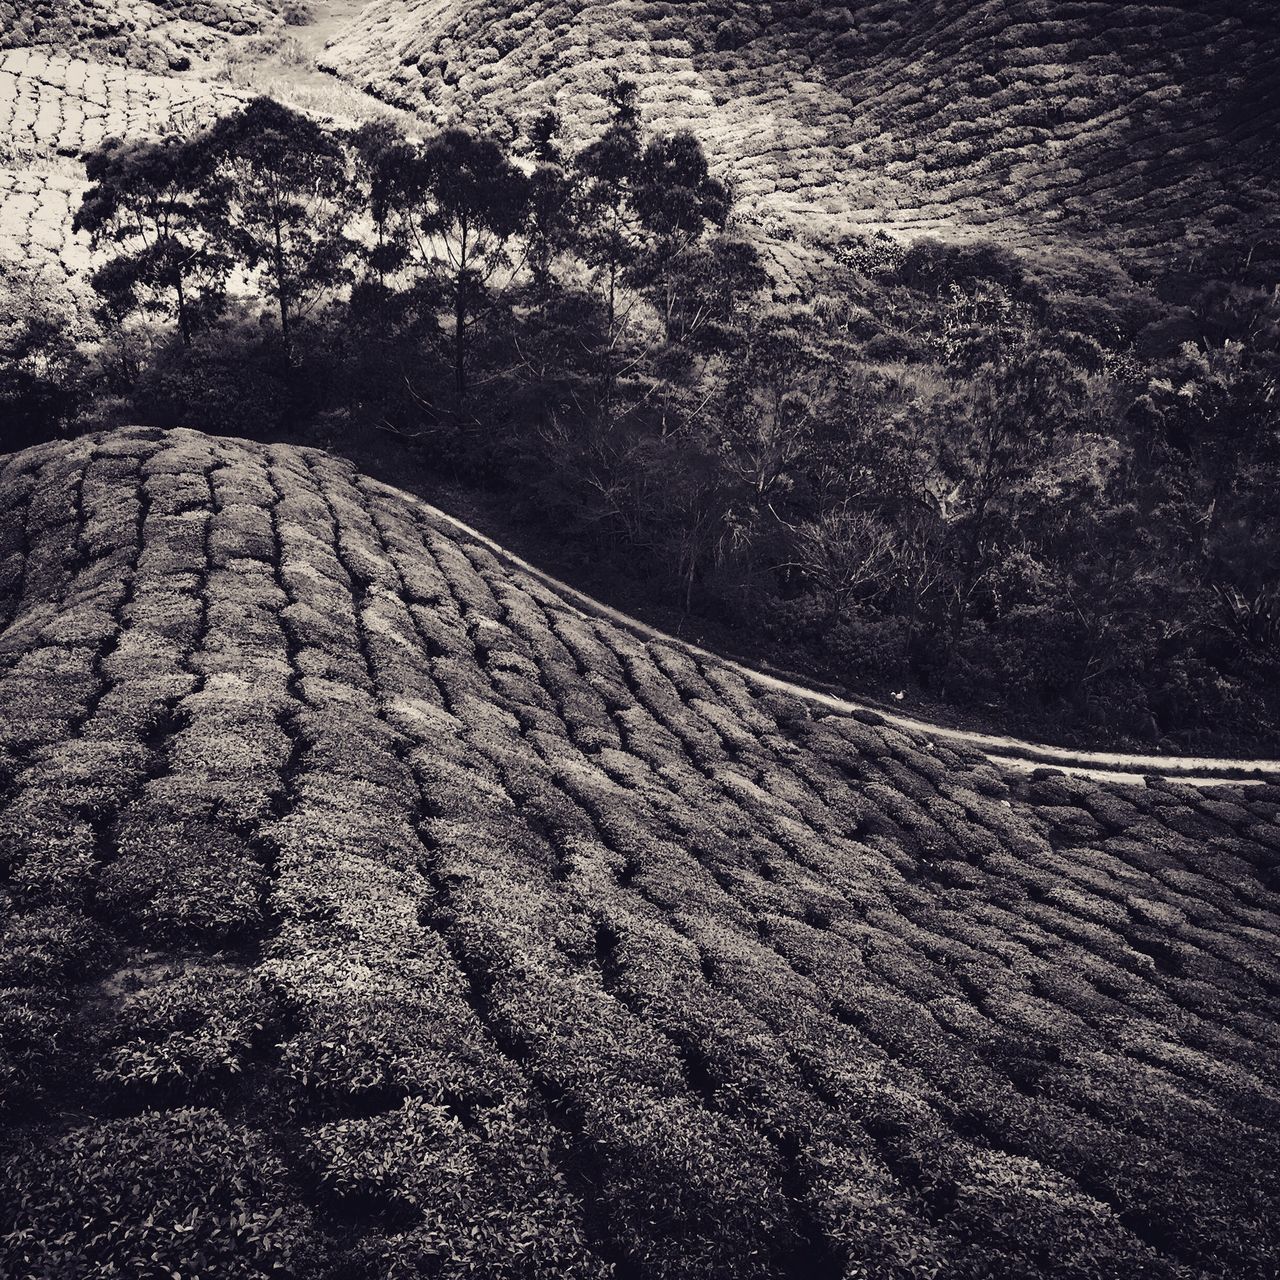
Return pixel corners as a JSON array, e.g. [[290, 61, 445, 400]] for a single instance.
[[322, 0, 1280, 267], [0, 3, 411, 320], [1, 426, 1279, 1279], [4, 1, 1277, 306], [0, 2, 256, 316], [0, 0, 279, 73]]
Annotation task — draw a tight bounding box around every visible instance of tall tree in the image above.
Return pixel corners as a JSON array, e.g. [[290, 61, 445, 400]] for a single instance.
[[203, 98, 354, 345], [630, 130, 731, 341], [74, 134, 230, 347], [393, 128, 528, 399], [352, 118, 418, 288], [524, 110, 576, 299], [574, 79, 644, 341]]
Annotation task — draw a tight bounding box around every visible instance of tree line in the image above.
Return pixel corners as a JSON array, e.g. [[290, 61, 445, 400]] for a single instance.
[[7, 87, 1278, 752], [72, 86, 746, 397]]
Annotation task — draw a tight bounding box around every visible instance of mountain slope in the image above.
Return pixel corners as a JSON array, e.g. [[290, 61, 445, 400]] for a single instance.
[[1, 426, 1278, 1278], [0, 3, 395, 319], [321, 0, 1280, 267], [4, 0, 1277, 309]]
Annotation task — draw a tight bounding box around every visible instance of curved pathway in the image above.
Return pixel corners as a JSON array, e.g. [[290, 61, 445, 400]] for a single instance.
[[379, 479, 1280, 788]]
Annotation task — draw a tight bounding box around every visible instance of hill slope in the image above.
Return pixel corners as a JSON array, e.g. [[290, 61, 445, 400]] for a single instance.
[[321, 0, 1280, 268], [1, 426, 1279, 1278], [4, 0, 1277, 307], [0, 2, 398, 319]]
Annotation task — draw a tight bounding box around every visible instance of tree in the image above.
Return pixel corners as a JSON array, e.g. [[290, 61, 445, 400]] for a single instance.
[[630, 130, 731, 341], [203, 98, 354, 345], [716, 310, 829, 508], [788, 504, 898, 616], [352, 119, 418, 287], [651, 235, 768, 351], [0, 264, 86, 448], [384, 128, 528, 400], [523, 110, 576, 298], [932, 340, 1088, 642], [574, 79, 643, 344], [74, 134, 230, 347]]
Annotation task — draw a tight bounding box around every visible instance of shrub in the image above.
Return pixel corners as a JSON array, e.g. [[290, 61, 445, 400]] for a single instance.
[[94, 963, 272, 1098], [280, 1, 314, 27], [0, 906, 106, 988], [0, 1109, 327, 1278], [95, 810, 267, 947], [131, 323, 294, 442], [306, 1097, 606, 1278], [0, 991, 61, 1115]]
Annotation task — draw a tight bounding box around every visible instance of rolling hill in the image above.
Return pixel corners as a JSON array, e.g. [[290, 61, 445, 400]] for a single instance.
[[1, 426, 1278, 1278], [318, 0, 1280, 271], [5, 0, 1279, 312]]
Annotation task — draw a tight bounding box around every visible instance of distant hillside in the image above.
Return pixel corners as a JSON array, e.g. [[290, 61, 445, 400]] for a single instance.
[[321, 0, 1280, 271], [0, 0, 281, 71], [1, 426, 1278, 1278], [3, 1, 1277, 302], [0, 0, 261, 315]]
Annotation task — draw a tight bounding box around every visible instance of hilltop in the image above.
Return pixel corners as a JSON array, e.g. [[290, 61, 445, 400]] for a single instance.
[[1, 427, 1278, 1278]]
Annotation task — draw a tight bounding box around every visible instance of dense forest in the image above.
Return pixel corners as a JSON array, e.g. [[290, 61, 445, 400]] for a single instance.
[[3, 88, 1279, 753]]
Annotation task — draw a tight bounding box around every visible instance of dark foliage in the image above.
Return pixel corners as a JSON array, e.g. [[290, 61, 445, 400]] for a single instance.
[[9, 94, 1280, 751]]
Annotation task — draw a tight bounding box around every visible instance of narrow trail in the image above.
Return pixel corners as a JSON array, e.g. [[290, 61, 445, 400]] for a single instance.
[[369, 478, 1280, 789]]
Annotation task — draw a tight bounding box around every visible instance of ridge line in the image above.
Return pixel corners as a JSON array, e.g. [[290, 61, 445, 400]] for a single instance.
[[361, 477, 1280, 788]]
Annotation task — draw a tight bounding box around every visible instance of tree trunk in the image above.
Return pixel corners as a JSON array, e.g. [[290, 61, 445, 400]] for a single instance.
[[455, 275, 467, 399], [607, 255, 616, 336], [454, 223, 469, 400], [272, 210, 290, 343], [175, 274, 191, 349]]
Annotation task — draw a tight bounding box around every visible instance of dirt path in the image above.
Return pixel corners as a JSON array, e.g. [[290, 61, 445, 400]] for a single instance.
[[218, 0, 418, 126], [374, 479, 1280, 788], [292, 0, 371, 61]]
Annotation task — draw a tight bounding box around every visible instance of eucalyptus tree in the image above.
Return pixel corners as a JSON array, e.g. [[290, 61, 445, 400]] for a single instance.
[[202, 97, 356, 346], [364, 126, 529, 400], [75, 132, 230, 347]]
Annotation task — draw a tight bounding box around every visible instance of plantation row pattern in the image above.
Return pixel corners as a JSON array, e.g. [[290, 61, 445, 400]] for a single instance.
[[0, 9, 255, 317], [0, 48, 245, 159], [0, 427, 1277, 1278], [1, 0, 279, 69], [321, 0, 1280, 270], [0, 44, 246, 295]]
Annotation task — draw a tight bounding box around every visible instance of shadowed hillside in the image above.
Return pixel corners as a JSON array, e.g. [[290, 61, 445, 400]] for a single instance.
[[321, 0, 1280, 271], [1, 426, 1278, 1278]]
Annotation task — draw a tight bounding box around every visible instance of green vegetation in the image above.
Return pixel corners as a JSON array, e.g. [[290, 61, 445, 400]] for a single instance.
[[17, 88, 1277, 753], [0, 426, 1278, 1278]]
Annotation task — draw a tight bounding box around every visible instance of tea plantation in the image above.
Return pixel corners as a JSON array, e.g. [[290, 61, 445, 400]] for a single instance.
[[0, 426, 1277, 1278], [322, 0, 1280, 268]]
